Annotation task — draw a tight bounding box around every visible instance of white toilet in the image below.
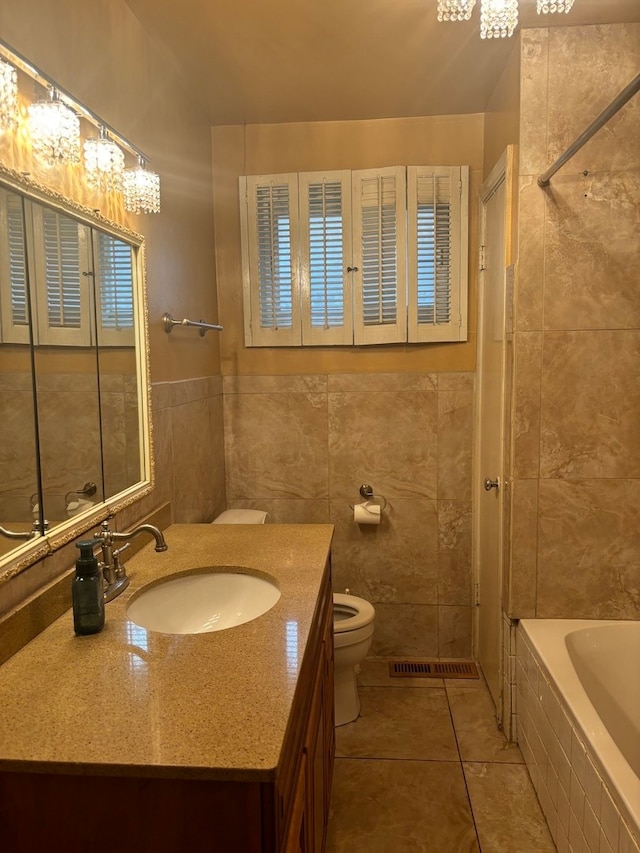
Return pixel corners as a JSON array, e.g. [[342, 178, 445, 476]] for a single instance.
[[211, 509, 375, 727], [333, 592, 376, 726]]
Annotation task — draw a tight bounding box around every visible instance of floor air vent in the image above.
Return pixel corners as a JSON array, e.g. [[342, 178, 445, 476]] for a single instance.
[[389, 660, 479, 679]]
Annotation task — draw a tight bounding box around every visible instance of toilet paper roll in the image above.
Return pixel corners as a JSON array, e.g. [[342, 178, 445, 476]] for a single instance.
[[354, 501, 381, 525]]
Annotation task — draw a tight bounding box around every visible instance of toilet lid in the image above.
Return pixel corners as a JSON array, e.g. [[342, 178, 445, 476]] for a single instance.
[[333, 593, 375, 633]]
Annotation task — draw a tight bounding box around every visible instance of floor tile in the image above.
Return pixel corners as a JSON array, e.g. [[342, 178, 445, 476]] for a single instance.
[[336, 686, 458, 761], [357, 657, 445, 689], [326, 757, 480, 853], [448, 685, 524, 763], [464, 762, 556, 852]]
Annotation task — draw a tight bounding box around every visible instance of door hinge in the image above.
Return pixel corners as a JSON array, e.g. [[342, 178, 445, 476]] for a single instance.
[[479, 245, 486, 272], [474, 582, 480, 606]]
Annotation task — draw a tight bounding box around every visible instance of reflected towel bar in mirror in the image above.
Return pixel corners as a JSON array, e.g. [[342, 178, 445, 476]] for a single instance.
[[163, 312, 223, 336]]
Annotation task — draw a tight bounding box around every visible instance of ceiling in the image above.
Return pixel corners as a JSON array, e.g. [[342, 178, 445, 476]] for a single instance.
[[124, 0, 640, 125]]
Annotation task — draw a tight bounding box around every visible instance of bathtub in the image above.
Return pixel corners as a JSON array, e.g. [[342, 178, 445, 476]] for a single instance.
[[516, 619, 640, 853]]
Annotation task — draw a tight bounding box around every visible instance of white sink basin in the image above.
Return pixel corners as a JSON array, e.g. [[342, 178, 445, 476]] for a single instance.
[[126, 569, 281, 635]]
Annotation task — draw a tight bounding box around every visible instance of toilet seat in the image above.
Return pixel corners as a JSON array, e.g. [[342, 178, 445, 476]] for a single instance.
[[333, 593, 375, 634]]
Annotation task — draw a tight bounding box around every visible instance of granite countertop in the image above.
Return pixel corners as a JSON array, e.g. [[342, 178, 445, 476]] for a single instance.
[[0, 523, 333, 783]]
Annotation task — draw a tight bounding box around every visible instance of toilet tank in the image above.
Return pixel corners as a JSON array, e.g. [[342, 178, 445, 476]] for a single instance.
[[211, 509, 268, 524]]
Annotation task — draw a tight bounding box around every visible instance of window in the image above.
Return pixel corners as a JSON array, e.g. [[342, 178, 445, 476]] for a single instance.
[[240, 165, 468, 347], [0, 188, 134, 347]]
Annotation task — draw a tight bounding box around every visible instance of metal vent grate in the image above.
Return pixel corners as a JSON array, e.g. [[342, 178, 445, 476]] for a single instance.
[[389, 660, 479, 679]]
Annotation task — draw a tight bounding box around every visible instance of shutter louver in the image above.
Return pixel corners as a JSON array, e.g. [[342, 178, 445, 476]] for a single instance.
[[352, 166, 406, 345], [7, 193, 28, 327], [408, 166, 468, 343], [299, 171, 352, 345], [240, 174, 301, 346], [95, 232, 135, 346], [43, 208, 82, 330]]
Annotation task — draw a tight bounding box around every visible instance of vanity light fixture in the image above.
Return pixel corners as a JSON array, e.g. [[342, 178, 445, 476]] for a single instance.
[[437, 0, 476, 21], [0, 57, 18, 132], [28, 87, 81, 165], [84, 126, 125, 192], [537, 0, 574, 12], [123, 156, 161, 214], [480, 0, 519, 38]]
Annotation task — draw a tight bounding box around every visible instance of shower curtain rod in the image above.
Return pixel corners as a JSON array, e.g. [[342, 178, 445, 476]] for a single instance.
[[537, 71, 640, 188]]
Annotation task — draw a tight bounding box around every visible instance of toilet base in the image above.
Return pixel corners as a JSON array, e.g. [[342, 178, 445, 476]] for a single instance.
[[334, 665, 361, 726]]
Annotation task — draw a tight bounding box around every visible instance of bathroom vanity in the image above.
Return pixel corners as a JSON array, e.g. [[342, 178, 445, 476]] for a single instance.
[[0, 523, 335, 853]]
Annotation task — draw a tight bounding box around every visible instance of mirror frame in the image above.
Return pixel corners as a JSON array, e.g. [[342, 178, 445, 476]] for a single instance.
[[0, 163, 154, 585]]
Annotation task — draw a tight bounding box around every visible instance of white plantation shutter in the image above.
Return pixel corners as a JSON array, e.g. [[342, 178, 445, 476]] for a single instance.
[[299, 171, 352, 345], [352, 166, 407, 345], [240, 174, 301, 346], [0, 188, 30, 343], [407, 166, 468, 342], [94, 231, 135, 347], [32, 205, 92, 346]]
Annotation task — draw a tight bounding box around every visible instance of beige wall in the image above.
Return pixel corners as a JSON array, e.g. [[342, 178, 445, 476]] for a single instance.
[[508, 23, 640, 620], [212, 114, 484, 376], [483, 39, 521, 180]]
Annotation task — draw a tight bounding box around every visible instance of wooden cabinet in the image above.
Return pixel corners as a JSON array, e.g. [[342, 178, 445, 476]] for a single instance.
[[0, 561, 335, 853]]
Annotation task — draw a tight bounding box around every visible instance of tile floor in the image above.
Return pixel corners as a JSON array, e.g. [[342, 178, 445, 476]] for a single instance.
[[326, 658, 556, 853]]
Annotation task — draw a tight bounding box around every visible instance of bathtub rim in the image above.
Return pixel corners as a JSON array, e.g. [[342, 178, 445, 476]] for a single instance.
[[518, 618, 640, 840]]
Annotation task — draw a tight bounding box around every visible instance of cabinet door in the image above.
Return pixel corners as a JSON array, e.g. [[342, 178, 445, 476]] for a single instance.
[[284, 754, 308, 853]]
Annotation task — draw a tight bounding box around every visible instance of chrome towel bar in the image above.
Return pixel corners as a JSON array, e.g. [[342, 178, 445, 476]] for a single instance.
[[163, 312, 223, 336]]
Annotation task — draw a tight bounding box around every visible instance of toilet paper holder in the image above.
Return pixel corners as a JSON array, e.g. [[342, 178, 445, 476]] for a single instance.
[[349, 484, 388, 512]]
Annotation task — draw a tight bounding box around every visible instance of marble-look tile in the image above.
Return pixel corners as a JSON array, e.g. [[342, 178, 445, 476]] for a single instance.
[[370, 603, 438, 657], [335, 686, 458, 761], [224, 390, 328, 499], [438, 501, 471, 605], [515, 179, 545, 332], [169, 375, 218, 407], [508, 478, 538, 618], [171, 397, 223, 523], [327, 758, 479, 853], [328, 390, 438, 499], [519, 28, 549, 178], [448, 687, 524, 763], [543, 172, 640, 331], [145, 404, 173, 513], [227, 499, 329, 524], [537, 479, 640, 619], [152, 381, 172, 411], [328, 372, 437, 392], [437, 389, 473, 500], [356, 657, 445, 689], [438, 606, 472, 658], [546, 24, 640, 174], [512, 331, 542, 480], [438, 372, 474, 392], [329, 498, 438, 605], [464, 762, 556, 852], [223, 374, 327, 394], [540, 331, 640, 479]]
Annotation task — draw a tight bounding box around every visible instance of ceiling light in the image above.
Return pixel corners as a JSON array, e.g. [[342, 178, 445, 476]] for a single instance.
[[537, 0, 575, 12], [28, 87, 81, 165], [123, 156, 161, 214], [0, 58, 18, 132], [84, 126, 125, 192], [480, 0, 519, 38], [437, 1, 477, 22]]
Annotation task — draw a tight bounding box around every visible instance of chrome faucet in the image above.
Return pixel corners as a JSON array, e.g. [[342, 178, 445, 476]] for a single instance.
[[95, 519, 168, 602], [0, 520, 46, 541]]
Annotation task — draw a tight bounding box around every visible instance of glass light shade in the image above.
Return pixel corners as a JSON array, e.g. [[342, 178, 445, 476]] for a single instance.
[[84, 129, 125, 192], [28, 90, 81, 165], [123, 160, 161, 214], [437, 0, 476, 22], [0, 59, 18, 132], [480, 0, 519, 38], [537, 0, 575, 12]]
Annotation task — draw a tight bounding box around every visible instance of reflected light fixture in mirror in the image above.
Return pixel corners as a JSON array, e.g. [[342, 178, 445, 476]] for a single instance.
[[28, 87, 81, 165], [537, 0, 574, 11], [123, 156, 161, 214], [0, 58, 18, 131], [84, 126, 125, 192], [437, 0, 476, 21]]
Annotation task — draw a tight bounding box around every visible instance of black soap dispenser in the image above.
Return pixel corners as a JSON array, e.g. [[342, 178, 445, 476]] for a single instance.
[[72, 540, 105, 636]]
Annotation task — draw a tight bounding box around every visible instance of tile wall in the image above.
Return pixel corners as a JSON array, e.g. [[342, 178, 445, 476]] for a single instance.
[[223, 372, 474, 658], [516, 625, 640, 853]]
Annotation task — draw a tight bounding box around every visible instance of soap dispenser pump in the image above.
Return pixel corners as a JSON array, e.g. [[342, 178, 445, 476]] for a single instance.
[[72, 539, 105, 636]]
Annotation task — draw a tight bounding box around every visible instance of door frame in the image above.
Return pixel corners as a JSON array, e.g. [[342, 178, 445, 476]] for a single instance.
[[472, 146, 515, 724]]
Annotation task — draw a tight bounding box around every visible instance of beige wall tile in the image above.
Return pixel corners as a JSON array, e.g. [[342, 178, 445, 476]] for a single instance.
[[438, 500, 472, 605], [540, 331, 640, 479], [438, 605, 472, 657], [512, 331, 542, 480], [537, 479, 640, 619], [519, 28, 549, 178], [328, 389, 438, 500], [508, 479, 539, 619], [515, 178, 545, 332], [543, 172, 640, 331], [227, 499, 329, 525], [370, 603, 438, 657], [223, 374, 327, 394], [328, 373, 437, 393], [438, 389, 473, 501]]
